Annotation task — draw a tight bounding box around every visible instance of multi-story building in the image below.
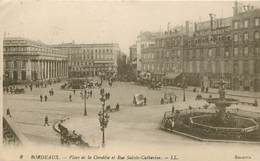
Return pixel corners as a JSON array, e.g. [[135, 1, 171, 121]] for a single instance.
[[53, 43, 120, 78], [184, 17, 233, 88], [136, 31, 160, 75], [141, 22, 193, 83], [129, 44, 137, 76], [3, 37, 68, 84], [231, 3, 260, 91], [136, 2, 260, 92]]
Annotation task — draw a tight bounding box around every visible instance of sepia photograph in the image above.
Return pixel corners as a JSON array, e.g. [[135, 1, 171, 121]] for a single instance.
[[1, 0, 260, 161]]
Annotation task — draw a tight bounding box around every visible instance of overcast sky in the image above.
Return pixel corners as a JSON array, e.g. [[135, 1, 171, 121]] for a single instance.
[[0, 0, 260, 54]]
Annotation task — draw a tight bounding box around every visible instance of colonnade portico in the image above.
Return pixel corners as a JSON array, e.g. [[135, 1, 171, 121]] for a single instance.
[[36, 59, 68, 81], [7, 58, 69, 82]]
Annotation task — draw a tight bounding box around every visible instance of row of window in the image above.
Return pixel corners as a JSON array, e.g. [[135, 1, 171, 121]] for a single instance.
[[184, 47, 259, 59], [68, 48, 113, 54], [70, 53, 113, 60], [4, 46, 60, 54], [233, 17, 260, 29], [142, 63, 182, 73], [142, 50, 181, 59], [233, 31, 260, 42], [184, 60, 252, 74]]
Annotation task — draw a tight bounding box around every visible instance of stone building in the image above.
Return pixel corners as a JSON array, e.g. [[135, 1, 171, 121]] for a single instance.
[[3, 37, 68, 84], [184, 17, 233, 88], [53, 43, 120, 78], [136, 2, 260, 92], [231, 4, 260, 91], [136, 31, 160, 75]]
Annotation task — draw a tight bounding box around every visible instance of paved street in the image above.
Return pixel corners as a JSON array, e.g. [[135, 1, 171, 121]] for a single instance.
[[3, 81, 260, 149]]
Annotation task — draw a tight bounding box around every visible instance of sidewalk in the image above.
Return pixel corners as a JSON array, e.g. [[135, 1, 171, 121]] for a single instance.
[[60, 116, 101, 147], [165, 86, 260, 99]]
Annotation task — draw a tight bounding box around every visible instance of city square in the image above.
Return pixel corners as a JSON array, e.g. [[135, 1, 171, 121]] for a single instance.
[[3, 79, 260, 147], [1, 1, 260, 161]]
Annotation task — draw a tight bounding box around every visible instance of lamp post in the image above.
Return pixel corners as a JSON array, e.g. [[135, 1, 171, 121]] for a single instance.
[[98, 93, 109, 147], [84, 87, 87, 116], [182, 75, 186, 102], [182, 35, 186, 102]]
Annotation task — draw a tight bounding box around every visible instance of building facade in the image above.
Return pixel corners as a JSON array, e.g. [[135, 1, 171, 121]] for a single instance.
[[231, 6, 260, 91], [53, 43, 120, 78], [3, 37, 68, 84], [136, 31, 160, 74], [136, 2, 260, 91]]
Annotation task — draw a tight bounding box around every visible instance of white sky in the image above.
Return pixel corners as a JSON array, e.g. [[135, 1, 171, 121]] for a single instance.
[[0, 0, 260, 54]]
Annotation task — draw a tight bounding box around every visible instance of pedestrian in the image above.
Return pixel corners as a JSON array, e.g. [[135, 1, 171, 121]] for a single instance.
[[161, 98, 164, 104], [40, 95, 43, 102], [90, 90, 92, 97], [30, 84, 33, 91], [172, 105, 175, 114], [44, 115, 49, 126], [49, 90, 52, 96], [105, 93, 108, 100], [144, 97, 147, 105], [133, 96, 136, 105], [116, 103, 120, 110], [108, 92, 110, 99], [6, 108, 11, 117], [73, 89, 76, 95], [69, 94, 72, 102], [206, 87, 209, 93], [169, 96, 173, 103], [44, 95, 48, 102], [52, 89, 54, 96], [175, 95, 177, 102], [254, 99, 258, 107]]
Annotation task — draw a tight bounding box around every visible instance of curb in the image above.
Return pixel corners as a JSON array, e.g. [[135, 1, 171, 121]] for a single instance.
[[164, 86, 260, 99], [160, 125, 260, 144]]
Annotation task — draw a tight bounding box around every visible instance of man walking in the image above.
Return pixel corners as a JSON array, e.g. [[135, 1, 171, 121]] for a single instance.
[[6, 108, 12, 117], [40, 95, 43, 102], [44, 95, 48, 102], [69, 94, 72, 102], [44, 115, 49, 126]]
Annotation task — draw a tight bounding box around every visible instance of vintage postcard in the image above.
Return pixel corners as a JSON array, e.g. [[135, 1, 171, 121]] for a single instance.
[[1, 0, 260, 161]]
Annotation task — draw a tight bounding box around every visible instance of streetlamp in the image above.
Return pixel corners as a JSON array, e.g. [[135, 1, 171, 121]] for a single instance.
[[182, 75, 186, 102], [98, 93, 109, 147], [84, 87, 87, 116]]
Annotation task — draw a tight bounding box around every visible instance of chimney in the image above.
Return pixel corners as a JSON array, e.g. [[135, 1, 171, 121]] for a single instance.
[[185, 21, 189, 35], [233, 1, 238, 16], [194, 22, 197, 32]]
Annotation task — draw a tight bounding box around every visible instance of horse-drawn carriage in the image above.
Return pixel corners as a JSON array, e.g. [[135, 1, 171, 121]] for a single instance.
[[133, 94, 146, 106], [13, 88, 25, 94], [161, 88, 176, 104], [149, 81, 162, 90], [58, 124, 89, 147], [105, 104, 120, 112]]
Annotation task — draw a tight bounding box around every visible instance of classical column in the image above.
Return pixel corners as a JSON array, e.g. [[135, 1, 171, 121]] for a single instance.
[[56, 61, 58, 78], [46, 60, 50, 79], [26, 59, 32, 81], [18, 61, 22, 81], [50, 61, 52, 79]]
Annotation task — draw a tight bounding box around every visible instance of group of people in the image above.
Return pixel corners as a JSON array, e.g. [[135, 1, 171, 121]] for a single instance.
[[3, 86, 17, 94], [40, 88, 55, 102], [160, 95, 177, 105], [201, 86, 209, 93], [40, 94, 49, 102]]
